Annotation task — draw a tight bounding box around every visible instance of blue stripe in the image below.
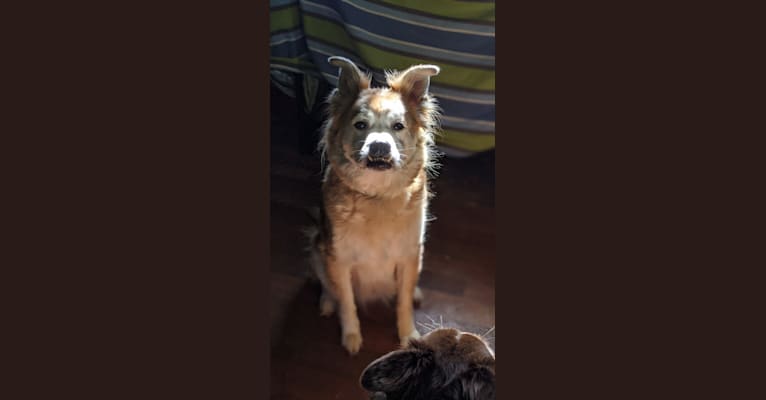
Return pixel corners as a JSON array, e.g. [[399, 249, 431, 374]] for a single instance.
[[307, 0, 494, 56], [271, 39, 310, 59], [270, 0, 298, 8], [437, 96, 495, 122]]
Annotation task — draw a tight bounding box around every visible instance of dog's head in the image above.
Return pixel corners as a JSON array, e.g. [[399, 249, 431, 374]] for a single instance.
[[320, 57, 440, 196], [360, 328, 495, 399]]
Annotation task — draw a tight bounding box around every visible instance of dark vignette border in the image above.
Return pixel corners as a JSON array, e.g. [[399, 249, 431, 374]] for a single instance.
[[498, 1, 759, 398], [5, 2, 268, 398]]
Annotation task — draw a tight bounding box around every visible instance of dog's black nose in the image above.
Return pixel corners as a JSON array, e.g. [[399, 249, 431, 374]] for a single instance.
[[368, 142, 391, 159]]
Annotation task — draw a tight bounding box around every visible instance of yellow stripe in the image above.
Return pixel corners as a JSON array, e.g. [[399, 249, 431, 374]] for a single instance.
[[270, 6, 301, 33], [436, 129, 495, 152]]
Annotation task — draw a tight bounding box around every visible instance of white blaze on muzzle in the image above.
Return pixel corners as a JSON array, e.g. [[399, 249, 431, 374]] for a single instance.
[[359, 132, 400, 163]]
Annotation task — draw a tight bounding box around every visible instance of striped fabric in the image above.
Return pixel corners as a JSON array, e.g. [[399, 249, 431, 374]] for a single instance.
[[270, 0, 495, 156]]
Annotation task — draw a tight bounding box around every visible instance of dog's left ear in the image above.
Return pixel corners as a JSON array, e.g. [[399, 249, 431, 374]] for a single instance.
[[328, 56, 370, 98], [389, 64, 440, 106]]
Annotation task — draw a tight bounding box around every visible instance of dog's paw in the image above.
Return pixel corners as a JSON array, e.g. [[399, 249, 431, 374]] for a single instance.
[[343, 332, 363, 355], [399, 328, 421, 347], [319, 295, 336, 317], [413, 287, 424, 307]]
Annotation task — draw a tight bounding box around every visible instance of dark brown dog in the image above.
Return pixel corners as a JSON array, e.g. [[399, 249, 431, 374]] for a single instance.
[[361, 327, 495, 399]]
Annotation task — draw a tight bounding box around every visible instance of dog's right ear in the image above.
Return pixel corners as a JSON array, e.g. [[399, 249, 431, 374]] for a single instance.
[[359, 349, 433, 393], [328, 56, 370, 98]]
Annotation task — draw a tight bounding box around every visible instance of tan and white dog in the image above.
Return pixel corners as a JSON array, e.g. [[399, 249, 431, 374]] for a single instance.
[[308, 56, 440, 355]]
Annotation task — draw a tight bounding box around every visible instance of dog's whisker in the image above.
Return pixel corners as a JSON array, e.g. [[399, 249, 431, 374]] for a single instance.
[[482, 326, 495, 338], [416, 321, 431, 330]]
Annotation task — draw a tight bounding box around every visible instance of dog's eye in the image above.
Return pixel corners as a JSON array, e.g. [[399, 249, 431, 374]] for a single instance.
[[354, 121, 367, 130], [393, 122, 405, 131]]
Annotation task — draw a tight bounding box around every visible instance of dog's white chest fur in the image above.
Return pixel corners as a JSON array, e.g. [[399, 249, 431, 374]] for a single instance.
[[333, 194, 425, 304]]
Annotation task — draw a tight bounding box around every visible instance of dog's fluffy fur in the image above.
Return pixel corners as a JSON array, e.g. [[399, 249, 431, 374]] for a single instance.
[[360, 327, 495, 399], [308, 56, 441, 355]]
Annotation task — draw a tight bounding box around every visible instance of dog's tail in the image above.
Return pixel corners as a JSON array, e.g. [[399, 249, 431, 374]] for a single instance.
[[302, 207, 324, 283]]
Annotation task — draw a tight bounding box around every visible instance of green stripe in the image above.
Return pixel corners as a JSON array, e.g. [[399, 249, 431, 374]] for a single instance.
[[436, 129, 495, 152], [302, 16, 356, 53], [304, 16, 495, 91], [374, 0, 495, 23], [270, 6, 301, 33]]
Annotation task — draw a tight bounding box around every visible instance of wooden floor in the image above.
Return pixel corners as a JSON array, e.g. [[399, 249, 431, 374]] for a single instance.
[[270, 86, 495, 399]]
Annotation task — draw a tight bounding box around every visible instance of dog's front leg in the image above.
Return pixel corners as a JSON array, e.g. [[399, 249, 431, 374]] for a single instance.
[[396, 251, 422, 346], [327, 261, 363, 355]]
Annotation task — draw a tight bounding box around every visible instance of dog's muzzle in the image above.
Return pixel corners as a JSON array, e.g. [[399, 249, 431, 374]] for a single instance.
[[360, 133, 399, 170]]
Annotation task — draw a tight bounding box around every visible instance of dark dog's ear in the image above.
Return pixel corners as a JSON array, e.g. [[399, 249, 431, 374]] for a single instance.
[[388, 64, 440, 107], [328, 56, 370, 98], [360, 349, 433, 393], [441, 366, 495, 400]]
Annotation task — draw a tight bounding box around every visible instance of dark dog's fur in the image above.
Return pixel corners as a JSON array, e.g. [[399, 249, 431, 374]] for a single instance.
[[361, 327, 495, 399]]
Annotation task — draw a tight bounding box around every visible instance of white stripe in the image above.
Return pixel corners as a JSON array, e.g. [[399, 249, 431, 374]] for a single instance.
[[270, 35, 305, 46], [301, 0, 343, 19], [271, 29, 305, 43]]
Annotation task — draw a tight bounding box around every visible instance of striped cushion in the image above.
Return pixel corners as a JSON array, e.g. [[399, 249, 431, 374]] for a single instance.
[[271, 0, 495, 156]]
